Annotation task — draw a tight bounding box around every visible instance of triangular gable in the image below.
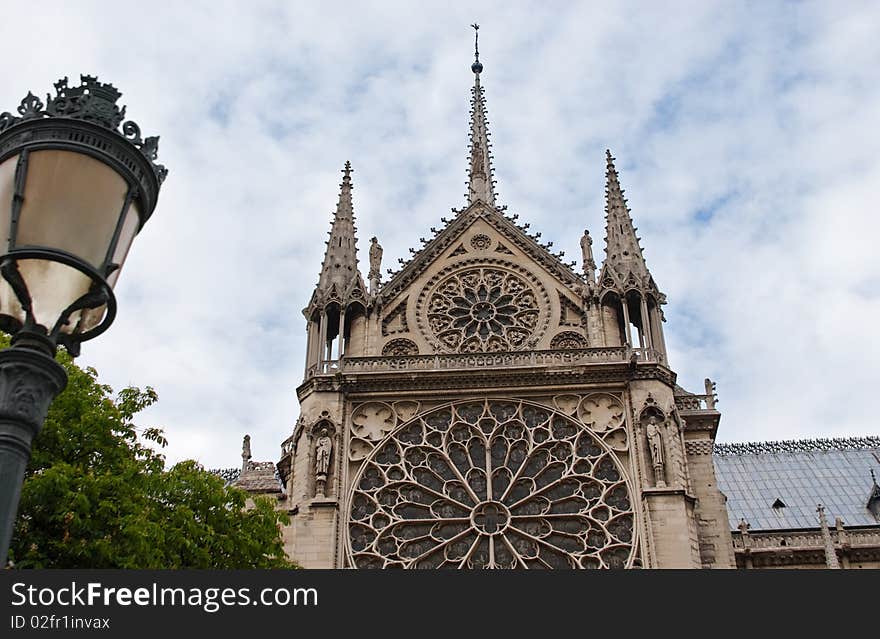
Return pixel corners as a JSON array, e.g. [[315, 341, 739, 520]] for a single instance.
[[378, 201, 586, 306]]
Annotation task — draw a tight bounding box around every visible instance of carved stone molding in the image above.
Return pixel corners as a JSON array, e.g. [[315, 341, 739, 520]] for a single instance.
[[685, 440, 714, 456]]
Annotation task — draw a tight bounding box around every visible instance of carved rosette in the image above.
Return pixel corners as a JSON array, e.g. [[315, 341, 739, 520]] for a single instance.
[[470, 234, 492, 251], [416, 261, 550, 353], [348, 399, 636, 569]]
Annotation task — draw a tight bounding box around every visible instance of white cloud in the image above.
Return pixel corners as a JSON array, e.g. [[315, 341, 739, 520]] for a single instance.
[[2, 1, 878, 465]]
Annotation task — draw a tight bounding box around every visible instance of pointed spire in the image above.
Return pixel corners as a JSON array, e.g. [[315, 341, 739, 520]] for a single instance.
[[603, 150, 651, 283], [466, 23, 496, 207], [316, 161, 361, 294]]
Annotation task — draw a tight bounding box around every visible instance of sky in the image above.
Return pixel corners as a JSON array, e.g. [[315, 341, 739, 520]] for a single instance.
[[2, 1, 878, 469]]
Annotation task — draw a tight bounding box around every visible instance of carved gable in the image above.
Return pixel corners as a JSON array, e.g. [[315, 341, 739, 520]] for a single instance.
[[375, 206, 589, 354]]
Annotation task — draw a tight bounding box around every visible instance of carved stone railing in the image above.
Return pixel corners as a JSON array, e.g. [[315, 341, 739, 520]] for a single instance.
[[306, 360, 340, 377], [305, 347, 662, 378], [732, 528, 880, 551], [674, 393, 715, 412]]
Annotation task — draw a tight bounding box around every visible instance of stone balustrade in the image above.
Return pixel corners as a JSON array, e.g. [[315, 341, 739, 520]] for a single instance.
[[732, 528, 880, 551], [305, 346, 662, 378], [674, 393, 716, 412]]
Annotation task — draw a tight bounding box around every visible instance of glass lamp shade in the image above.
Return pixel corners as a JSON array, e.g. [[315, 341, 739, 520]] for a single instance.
[[16, 150, 129, 268], [0, 148, 141, 340]]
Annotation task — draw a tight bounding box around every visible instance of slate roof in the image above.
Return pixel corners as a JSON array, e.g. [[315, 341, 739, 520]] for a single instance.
[[714, 437, 880, 531]]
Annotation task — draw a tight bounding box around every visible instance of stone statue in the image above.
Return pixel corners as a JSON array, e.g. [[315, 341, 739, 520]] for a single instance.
[[646, 416, 666, 487], [580, 229, 595, 273], [369, 236, 383, 293], [314, 428, 333, 498], [315, 428, 332, 476], [241, 434, 252, 472]]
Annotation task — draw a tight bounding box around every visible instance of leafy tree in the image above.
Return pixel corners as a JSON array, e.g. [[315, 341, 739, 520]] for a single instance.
[[5, 335, 293, 568]]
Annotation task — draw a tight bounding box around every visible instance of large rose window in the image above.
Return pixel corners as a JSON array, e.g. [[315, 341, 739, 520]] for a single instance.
[[348, 400, 635, 569], [425, 267, 541, 352]]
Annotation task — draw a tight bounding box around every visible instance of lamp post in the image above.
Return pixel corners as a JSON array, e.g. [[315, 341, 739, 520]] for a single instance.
[[0, 75, 167, 563]]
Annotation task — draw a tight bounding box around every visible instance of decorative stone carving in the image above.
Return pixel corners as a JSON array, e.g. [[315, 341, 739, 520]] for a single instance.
[[349, 402, 423, 463], [470, 233, 492, 251], [392, 400, 420, 423], [578, 394, 624, 433], [352, 402, 395, 442], [552, 394, 579, 416], [450, 244, 468, 257], [685, 440, 714, 456], [422, 265, 543, 352], [558, 292, 585, 327], [495, 242, 514, 255], [381, 299, 408, 336], [381, 338, 419, 357], [601, 428, 628, 453], [349, 438, 374, 462], [550, 331, 588, 350], [348, 399, 635, 569]]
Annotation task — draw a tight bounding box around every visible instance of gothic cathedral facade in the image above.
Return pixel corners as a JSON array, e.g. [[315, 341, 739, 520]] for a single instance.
[[273, 44, 735, 569]]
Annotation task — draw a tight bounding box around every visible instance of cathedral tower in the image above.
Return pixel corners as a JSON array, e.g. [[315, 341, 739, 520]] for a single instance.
[[276, 28, 733, 569]]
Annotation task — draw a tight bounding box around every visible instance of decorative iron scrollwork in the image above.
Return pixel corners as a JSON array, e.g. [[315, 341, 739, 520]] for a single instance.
[[0, 75, 167, 184]]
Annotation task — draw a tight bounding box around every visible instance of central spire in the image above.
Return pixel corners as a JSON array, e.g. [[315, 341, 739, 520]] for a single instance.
[[466, 23, 496, 207]]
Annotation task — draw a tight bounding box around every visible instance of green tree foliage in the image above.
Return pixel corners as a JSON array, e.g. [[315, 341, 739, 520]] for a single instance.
[[5, 335, 292, 568]]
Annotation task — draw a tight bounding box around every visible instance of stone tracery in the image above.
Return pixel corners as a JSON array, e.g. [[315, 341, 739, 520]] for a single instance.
[[348, 399, 636, 569], [423, 266, 543, 352]]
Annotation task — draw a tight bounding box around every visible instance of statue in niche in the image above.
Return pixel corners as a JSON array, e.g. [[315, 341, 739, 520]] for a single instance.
[[314, 427, 333, 498], [645, 415, 666, 488]]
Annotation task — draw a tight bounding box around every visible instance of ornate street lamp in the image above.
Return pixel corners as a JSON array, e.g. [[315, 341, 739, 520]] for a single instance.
[[0, 75, 167, 563]]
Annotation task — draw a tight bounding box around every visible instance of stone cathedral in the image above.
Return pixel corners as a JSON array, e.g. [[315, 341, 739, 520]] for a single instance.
[[230, 36, 880, 569]]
